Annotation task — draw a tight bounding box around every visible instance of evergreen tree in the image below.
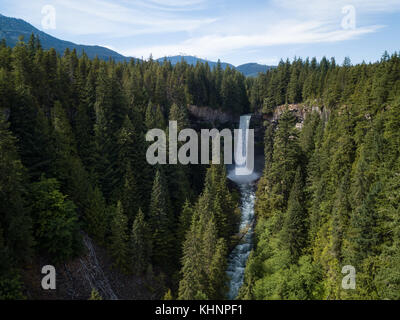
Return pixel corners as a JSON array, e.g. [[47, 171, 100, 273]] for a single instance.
[[280, 167, 307, 261], [0, 113, 33, 269], [177, 200, 194, 252], [270, 110, 302, 208], [109, 201, 129, 272], [31, 176, 82, 261], [148, 169, 174, 269], [84, 186, 108, 245], [130, 208, 152, 275], [208, 238, 228, 299]]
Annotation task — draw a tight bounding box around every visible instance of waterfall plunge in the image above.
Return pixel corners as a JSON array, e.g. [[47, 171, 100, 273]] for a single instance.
[[226, 114, 260, 299], [228, 115, 259, 184]]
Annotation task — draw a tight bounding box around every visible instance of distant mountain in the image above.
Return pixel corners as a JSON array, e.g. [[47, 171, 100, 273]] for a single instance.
[[157, 56, 273, 77], [157, 55, 235, 70], [0, 13, 275, 75], [236, 63, 274, 77], [0, 13, 133, 62]]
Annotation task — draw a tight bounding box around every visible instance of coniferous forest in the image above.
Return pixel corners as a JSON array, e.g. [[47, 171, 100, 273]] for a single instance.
[[241, 53, 400, 300], [0, 35, 244, 299], [1, 33, 400, 300]]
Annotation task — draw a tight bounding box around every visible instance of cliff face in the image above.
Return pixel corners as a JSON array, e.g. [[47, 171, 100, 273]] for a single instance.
[[188, 105, 236, 125], [187, 105, 264, 146], [262, 103, 330, 129], [187, 103, 329, 131], [22, 233, 165, 300]]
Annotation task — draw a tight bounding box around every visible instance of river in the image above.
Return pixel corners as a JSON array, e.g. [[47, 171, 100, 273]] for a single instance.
[[226, 114, 261, 300]]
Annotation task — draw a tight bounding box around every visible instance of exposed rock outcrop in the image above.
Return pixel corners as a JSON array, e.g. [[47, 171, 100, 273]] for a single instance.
[[188, 105, 236, 125], [262, 103, 330, 129], [22, 233, 165, 300]]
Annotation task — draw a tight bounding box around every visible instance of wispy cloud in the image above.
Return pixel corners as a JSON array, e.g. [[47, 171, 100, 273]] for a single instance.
[[1, 0, 398, 64], [120, 0, 394, 60], [53, 0, 217, 36], [275, 0, 400, 15], [123, 20, 382, 60], [124, 0, 208, 12], [146, 0, 207, 9]]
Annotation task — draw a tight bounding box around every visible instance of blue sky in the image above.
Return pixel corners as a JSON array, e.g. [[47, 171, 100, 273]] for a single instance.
[[1, 0, 400, 66]]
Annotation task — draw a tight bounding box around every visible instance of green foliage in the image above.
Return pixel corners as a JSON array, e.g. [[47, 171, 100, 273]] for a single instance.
[[89, 288, 103, 300], [148, 169, 174, 269], [163, 289, 173, 300], [279, 167, 307, 261], [3, 37, 399, 301], [109, 201, 129, 272], [177, 200, 194, 250], [145, 102, 166, 130], [242, 52, 400, 300], [0, 114, 33, 264], [130, 209, 152, 275], [0, 270, 25, 300], [84, 186, 108, 245], [31, 176, 82, 261], [0, 38, 246, 297], [178, 165, 237, 300]]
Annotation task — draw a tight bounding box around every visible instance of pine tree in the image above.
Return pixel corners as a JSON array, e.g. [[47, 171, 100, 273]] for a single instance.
[[121, 162, 139, 223], [30, 107, 54, 180], [75, 72, 96, 170], [93, 65, 121, 200], [51, 99, 90, 207], [8, 87, 39, 173], [208, 238, 228, 299], [84, 186, 108, 245], [0, 113, 33, 266], [145, 102, 165, 130], [31, 176, 82, 261], [177, 200, 194, 251], [280, 167, 307, 261], [109, 201, 129, 272], [270, 110, 301, 206], [130, 208, 152, 275], [287, 62, 301, 103], [166, 103, 192, 216], [350, 182, 382, 266], [178, 214, 206, 300], [148, 169, 174, 269], [178, 181, 230, 300]]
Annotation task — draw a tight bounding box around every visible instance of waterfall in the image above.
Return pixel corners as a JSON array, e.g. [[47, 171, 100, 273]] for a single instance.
[[226, 114, 259, 300], [234, 115, 253, 177], [235, 115, 251, 175]]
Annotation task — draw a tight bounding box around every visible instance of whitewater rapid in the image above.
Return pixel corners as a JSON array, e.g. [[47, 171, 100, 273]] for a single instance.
[[225, 180, 256, 300], [226, 114, 259, 299]]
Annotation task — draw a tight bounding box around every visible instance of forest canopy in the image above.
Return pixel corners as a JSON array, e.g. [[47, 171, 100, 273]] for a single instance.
[[240, 51, 400, 300], [1, 33, 400, 300]]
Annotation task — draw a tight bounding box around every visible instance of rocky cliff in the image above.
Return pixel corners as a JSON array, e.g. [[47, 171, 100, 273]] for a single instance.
[[262, 103, 330, 129], [22, 233, 165, 300], [188, 105, 237, 125]]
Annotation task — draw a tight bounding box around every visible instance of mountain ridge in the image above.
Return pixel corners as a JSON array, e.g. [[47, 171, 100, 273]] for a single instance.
[[0, 13, 274, 76], [0, 13, 131, 62], [156, 55, 274, 76]]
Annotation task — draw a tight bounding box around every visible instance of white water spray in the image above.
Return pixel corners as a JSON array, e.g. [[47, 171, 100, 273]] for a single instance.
[[226, 115, 260, 299]]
